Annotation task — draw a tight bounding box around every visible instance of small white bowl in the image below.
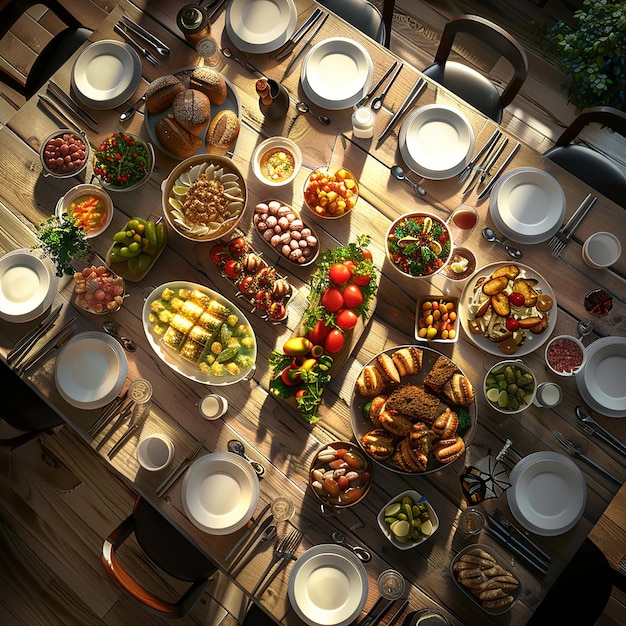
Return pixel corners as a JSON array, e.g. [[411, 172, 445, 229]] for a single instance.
[[377, 489, 439, 550], [136, 434, 175, 471], [544, 334, 586, 376], [56, 184, 114, 239], [252, 137, 302, 186], [582, 231, 622, 269]]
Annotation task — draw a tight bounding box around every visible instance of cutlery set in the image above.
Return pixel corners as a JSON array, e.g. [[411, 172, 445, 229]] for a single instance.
[[156, 439, 205, 497], [280, 14, 329, 80], [115, 14, 170, 65], [548, 193, 597, 256], [251, 528, 303, 597], [377, 78, 428, 146], [271, 7, 324, 62], [554, 431, 621, 484], [576, 406, 626, 459]]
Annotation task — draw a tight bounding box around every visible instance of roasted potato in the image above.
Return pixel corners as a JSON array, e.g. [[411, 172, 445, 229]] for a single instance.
[[492, 292, 511, 317], [512, 278, 538, 307], [491, 264, 520, 280], [482, 276, 509, 296]]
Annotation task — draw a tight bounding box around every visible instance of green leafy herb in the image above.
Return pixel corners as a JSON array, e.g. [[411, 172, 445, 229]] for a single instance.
[[36, 214, 89, 277], [457, 406, 472, 432]]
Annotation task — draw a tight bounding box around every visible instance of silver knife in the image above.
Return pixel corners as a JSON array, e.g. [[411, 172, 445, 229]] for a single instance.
[[120, 15, 170, 56], [477, 142, 520, 200], [45, 87, 98, 132], [156, 439, 205, 497], [355, 60, 398, 108], [459, 128, 501, 183], [14, 317, 76, 375], [273, 8, 323, 61], [479, 137, 509, 184], [48, 80, 99, 126], [461, 132, 503, 193], [114, 24, 159, 65], [107, 407, 149, 459], [377, 78, 427, 146], [38, 95, 84, 134], [89, 389, 129, 437], [280, 14, 329, 79], [95, 401, 133, 451], [577, 406, 626, 457], [225, 502, 272, 562], [229, 519, 276, 575], [6, 304, 62, 364]]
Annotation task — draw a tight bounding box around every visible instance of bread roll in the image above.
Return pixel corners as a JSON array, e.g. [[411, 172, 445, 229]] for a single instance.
[[189, 67, 227, 105], [205, 110, 240, 155], [155, 114, 202, 159], [145, 75, 185, 114], [172, 89, 211, 135]]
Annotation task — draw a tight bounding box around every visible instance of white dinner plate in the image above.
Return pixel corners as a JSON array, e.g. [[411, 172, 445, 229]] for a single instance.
[[507, 451, 586, 536], [489, 167, 566, 244], [71, 40, 142, 109], [399, 105, 475, 179], [0, 249, 58, 323], [226, 0, 297, 53], [459, 261, 557, 357], [144, 68, 241, 160], [181, 452, 260, 535], [301, 38, 373, 110], [54, 331, 128, 409], [577, 337, 626, 417], [288, 544, 368, 626]]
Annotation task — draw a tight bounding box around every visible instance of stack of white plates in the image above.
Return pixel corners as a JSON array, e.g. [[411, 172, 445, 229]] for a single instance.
[[301, 38, 373, 110], [54, 331, 128, 409], [507, 451, 586, 536], [0, 249, 58, 323], [576, 337, 626, 417], [182, 452, 260, 534], [288, 544, 368, 626], [399, 105, 475, 179], [226, 0, 297, 53], [71, 40, 142, 109], [489, 167, 566, 244]]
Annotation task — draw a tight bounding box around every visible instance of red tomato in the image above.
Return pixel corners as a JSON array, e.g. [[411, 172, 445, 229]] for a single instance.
[[324, 329, 345, 354], [224, 259, 241, 278], [329, 262, 352, 285], [342, 260, 356, 272], [506, 317, 520, 331], [268, 301, 286, 320], [508, 292, 525, 307], [308, 319, 331, 345], [342, 283, 363, 309], [228, 237, 247, 257], [209, 244, 227, 265], [321, 287, 344, 312], [281, 367, 301, 386], [337, 476, 350, 491], [353, 273, 371, 287], [361, 248, 373, 260], [238, 276, 254, 294], [295, 389, 306, 399], [335, 308, 358, 331]]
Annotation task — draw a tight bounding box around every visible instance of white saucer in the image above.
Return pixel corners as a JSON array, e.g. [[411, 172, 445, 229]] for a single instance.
[[226, 0, 297, 53], [576, 337, 626, 417], [181, 452, 260, 535], [0, 249, 58, 323], [288, 544, 368, 626], [507, 451, 586, 536], [71, 40, 142, 109], [54, 331, 128, 409]]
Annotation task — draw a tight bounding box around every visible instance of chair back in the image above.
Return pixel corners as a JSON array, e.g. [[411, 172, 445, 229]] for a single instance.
[[316, 0, 386, 45]]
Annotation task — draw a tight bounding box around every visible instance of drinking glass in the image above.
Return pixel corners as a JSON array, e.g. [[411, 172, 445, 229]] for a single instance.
[[447, 204, 478, 245]]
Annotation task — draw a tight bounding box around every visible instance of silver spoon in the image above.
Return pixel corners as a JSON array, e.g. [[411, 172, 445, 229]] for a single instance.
[[577, 319, 594, 340], [119, 95, 146, 123], [296, 100, 331, 125], [220, 47, 266, 77], [370, 63, 403, 112], [391, 165, 426, 196], [102, 321, 137, 352], [482, 227, 523, 259], [227, 439, 265, 477], [332, 531, 371, 562]]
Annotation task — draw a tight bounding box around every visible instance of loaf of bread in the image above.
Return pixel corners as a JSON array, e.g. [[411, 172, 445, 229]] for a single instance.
[[189, 67, 227, 105], [145, 75, 185, 114], [172, 89, 211, 135], [205, 110, 240, 155], [154, 114, 202, 159]]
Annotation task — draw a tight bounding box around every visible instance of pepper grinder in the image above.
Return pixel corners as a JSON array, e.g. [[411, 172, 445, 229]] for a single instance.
[[256, 78, 289, 120], [177, 4, 219, 66]]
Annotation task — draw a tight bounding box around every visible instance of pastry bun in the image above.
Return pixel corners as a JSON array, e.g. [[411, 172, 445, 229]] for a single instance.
[[355, 364, 385, 397], [145, 75, 185, 114], [189, 67, 227, 105], [154, 114, 202, 159], [172, 89, 211, 135], [205, 110, 240, 155]]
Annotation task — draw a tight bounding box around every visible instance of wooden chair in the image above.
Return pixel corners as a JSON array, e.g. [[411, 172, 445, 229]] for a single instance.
[[102, 495, 218, 618], [422, 14, 528, 123], [0, 0, 92, 99], [0, 359, 63, 448], [316, 0, 387, 47], [544, 106, 626, 209]]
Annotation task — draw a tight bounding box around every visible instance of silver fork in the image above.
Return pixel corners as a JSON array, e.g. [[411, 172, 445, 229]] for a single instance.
[[548, 194, 597, 257], [554, 431, 621, 483], [493, 510, 551, 563], [114, 24, 159, 65], [251, 529, 303, 596], [254, 529, 303, 597]]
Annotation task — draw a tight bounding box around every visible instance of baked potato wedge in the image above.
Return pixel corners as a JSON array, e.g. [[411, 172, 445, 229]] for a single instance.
[[482, 276, 509, 296], [512, 278, 538, 307], [492, 292, 511, 317], [491, 264, 520, 280]]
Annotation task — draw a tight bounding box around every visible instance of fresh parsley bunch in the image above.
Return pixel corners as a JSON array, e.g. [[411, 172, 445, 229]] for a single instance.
[[37, 214, 89, 276]]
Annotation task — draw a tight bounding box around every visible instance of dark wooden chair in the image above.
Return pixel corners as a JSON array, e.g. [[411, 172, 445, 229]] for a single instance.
[[544, 106, 626, 209], [0, 0, 92, 99], [0, 359, 64, 448], [422, 14, 528, 123], [316, 0, 386, 47], [102, 495, 218, 618]]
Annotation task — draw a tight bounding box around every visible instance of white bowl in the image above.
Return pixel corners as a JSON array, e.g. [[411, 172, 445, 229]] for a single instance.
[[136, 434, 175, 471], [252, 137, 302, 186], [545, 334, 586, 376], [55, 184, 114, 239], [582, 231, 622, 268], [377, 489, 439, 550], [0, 251, 51, 321]]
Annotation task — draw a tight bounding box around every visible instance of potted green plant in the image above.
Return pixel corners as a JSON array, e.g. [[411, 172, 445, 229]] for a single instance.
[[36, 213, 89, 277], [548, 0, 625, 111]]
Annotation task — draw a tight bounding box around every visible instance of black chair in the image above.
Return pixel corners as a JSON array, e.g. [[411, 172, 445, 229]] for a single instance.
[[316, 0, 386, 47], [544, 106, 626, 209], [422, 14, 528, 123], [0, 0, 92, 100], [241, 603, 280, 625], [1, 359, 64, 448], [102, 495, 218, 618]]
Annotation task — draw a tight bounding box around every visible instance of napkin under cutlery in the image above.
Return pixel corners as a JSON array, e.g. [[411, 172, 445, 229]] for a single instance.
[[7, 304, 62, 365]]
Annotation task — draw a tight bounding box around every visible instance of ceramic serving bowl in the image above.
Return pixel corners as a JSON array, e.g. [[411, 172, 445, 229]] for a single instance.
[[544, 334, 586, 376], [252, 136, 302, 186], [55, 184, 114, 239], [93, 133, 154, 192], [484, 359, 536, 414], [302, 165, 359, 219], [40, 128, 90, 179], [162, 154, 247, 242]]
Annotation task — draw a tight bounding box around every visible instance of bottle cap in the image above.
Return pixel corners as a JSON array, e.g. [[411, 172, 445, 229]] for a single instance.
[[197, 36, 217, 58], [177, 5, 208, 34]]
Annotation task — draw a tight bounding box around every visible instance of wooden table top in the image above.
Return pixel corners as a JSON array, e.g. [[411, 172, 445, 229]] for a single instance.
[[0, 1, 624, 625]]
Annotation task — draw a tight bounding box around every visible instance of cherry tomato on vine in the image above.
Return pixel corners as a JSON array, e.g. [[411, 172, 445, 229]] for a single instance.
[[224, 259, 241, 278], [324, 329, 345, 354], [335, 308, 358, 331], [321, 287, 344, 313], [209, 244, 227, 265], [228, 237, 247, 257], [508, 292, 525, 307], [329, 262, 352, 285], [308, 319, 331, 345], [361, 249, 373, 260], [342, 284, 363, 309]]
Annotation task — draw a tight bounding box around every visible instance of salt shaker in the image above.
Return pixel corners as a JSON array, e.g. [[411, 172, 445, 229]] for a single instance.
[[352, 106, 375, 139]]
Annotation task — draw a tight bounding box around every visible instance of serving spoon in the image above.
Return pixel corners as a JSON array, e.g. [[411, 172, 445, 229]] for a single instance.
[[332, 531, 371, 562], [391, 165, 426, 196], [227, 439, 266, 477], [482, 227, 523, 259], [119, 95, 146, 122], [220, 47, 266, 77], [102, 321, 137, 352]]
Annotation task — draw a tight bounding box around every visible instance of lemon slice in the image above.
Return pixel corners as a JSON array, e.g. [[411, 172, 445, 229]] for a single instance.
[[450, 259, 469, 274], [420, 519, 433, 536]]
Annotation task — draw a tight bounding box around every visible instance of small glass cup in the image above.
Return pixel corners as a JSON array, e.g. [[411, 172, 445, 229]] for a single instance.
[[447, 204, 478, 245], [128, 379, 152, 421], [584, 288, 613, 317], [458, 507, 485, 536], [198, 393, 228, 420], [377, 569, 406, 600], [271, 496, 295, 521], [533, 382, 563, 408]]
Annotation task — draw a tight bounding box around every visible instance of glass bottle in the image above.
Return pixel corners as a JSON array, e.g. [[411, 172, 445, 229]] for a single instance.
[[128, 379, 152, 422], [176, 4, 219, 66]]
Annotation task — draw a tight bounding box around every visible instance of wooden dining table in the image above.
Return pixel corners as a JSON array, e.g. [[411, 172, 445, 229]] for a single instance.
[[0, 1, 624, 624]]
